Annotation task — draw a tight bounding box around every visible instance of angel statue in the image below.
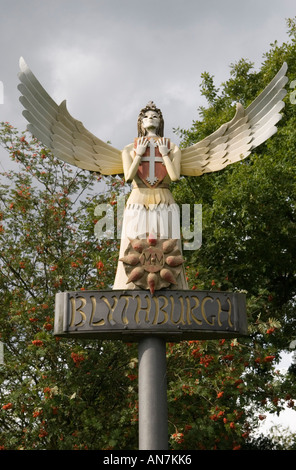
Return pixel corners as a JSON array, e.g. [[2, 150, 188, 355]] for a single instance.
[[18, 58, 288, 294]]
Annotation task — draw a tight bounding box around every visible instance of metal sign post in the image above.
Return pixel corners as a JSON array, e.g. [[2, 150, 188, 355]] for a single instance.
[[138, 336, 168, 450], [54, 288, 247, 450]]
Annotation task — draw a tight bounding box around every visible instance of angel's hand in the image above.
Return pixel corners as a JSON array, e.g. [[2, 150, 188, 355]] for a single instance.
[[136, 137, 149, 157], [157, 138, 171, 157]]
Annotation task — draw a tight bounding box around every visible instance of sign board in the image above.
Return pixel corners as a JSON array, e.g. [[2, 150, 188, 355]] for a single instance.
[[54, 289, 247, 341]]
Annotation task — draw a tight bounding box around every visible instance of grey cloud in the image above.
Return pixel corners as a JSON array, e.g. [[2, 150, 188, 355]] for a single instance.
[[0, 0, 295, 167]]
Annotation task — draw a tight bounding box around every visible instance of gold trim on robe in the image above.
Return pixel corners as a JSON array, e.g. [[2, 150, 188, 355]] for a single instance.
[[126, 187, 175, 208]]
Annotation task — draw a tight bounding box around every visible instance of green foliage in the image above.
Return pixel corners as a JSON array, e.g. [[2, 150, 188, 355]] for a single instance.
[[168, 18, 296, 450], [0, 125, 138, 449], [0, 18, 296, 450]]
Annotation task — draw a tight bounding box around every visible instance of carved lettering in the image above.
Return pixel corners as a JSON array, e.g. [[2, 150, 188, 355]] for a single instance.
[[170, 296, 185, 325], [152, 295, 169, 325], [120, 295, 131, 325], [186, 296, 192, 325], [190, 296, 202, 325], [57, 289, 245, 339], [69, 293, 234, 329], [90, 295, 105, 326], [227, 298, 233, 327], [135, 295, 151, 324], [101, 296, 118, 325], [217, 298, 223, 327], [201, 296, 215, 326], [70, 296, 87, 328]]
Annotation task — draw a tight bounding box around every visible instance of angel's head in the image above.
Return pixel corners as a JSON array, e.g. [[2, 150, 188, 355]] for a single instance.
[[137, 101, 164, 137]]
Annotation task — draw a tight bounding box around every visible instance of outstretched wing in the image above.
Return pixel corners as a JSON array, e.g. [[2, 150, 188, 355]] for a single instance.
[[180, 62, 288, 176], [18, 57, 123, 175]]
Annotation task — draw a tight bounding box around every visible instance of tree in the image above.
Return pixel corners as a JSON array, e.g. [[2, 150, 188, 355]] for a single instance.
[[0, 18, 296, 451], [0, 125, 138, 450], [166, 18, 296, 450]]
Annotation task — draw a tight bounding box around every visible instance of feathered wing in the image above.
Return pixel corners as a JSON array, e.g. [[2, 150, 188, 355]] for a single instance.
[[180, 62, 288, 176], [18, 57, 123, 175]]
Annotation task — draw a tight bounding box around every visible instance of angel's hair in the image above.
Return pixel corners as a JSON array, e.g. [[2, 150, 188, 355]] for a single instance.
[[137, 101, 164, 137]]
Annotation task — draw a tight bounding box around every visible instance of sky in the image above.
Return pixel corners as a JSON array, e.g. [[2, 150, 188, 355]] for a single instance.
[[0, 0, 295, 438], [0, 0, 296, 166]]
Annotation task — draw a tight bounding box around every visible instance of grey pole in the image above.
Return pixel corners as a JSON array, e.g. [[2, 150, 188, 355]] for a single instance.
[[138, 336, 168, 450]]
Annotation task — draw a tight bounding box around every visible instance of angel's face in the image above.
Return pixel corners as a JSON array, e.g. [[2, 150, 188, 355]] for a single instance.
[[141, 110, 161, 134]]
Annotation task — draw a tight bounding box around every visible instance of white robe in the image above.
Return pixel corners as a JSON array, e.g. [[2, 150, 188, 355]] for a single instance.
[[113, 140, 188, 291]]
